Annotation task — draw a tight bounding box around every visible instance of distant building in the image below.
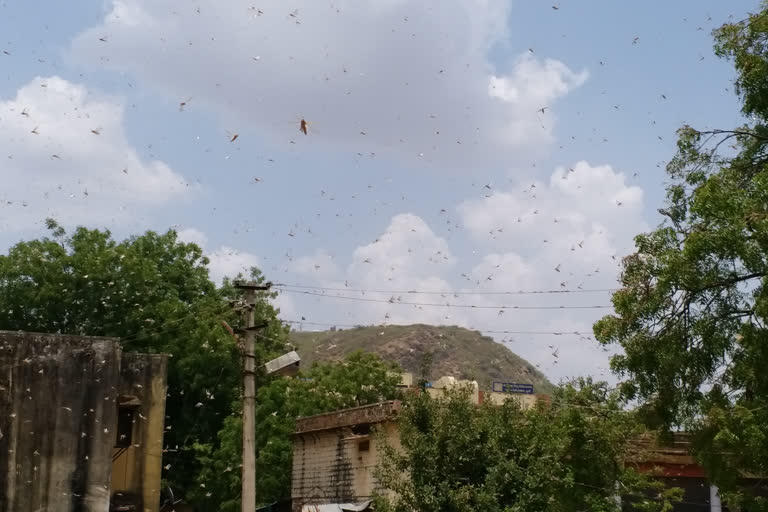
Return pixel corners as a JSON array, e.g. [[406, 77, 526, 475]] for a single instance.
[[398, 372, 541, 409], [623, 432, 768, 511], [0, 331, 168, 512]]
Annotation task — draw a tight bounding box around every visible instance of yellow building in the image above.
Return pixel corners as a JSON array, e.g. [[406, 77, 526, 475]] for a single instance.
[[292, 401, 401, 512], [111, 352, 169, 512]]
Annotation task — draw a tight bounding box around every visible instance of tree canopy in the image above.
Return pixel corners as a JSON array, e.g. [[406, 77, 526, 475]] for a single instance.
[[375, 380, 681, 512], [594, 5, 768, 509], [0, 221, 289, 507], [191, 351, 402, 511]]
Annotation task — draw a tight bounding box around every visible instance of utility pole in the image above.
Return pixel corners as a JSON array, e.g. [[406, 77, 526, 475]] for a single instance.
[[234, 280, 271, 512]]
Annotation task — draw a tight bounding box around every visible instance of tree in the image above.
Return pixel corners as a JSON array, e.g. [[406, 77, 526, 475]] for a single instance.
[[190, 351, 402, 511], [594, 5, 768, 509], [0, 221, 289, 507], [375, 380, 681, 512]]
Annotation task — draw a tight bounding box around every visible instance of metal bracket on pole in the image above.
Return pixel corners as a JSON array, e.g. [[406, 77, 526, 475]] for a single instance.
[[234, 280, 273, 292]]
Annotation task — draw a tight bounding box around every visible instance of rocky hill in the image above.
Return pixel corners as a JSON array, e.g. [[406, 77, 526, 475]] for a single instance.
[[289, 324, 553, 394]]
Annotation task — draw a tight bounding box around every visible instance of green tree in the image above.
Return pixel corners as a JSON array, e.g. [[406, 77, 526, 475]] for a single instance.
[[190, 351, 402, 511], [375, 380, 680, 512], [594, 5, 768, 509], [0, 221, 289, 507]]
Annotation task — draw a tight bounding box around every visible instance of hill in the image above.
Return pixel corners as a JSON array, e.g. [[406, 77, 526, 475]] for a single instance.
[[289, 324, 554, 394]]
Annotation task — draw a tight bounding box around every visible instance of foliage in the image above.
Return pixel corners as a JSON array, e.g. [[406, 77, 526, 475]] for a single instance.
[[289, 324, 554, 393], [417, 350, 434, 389], [594, 4, 768, 509], [0, 221, 289, 507], [190, 351, 402, 510], [375, 380, 681, 512]]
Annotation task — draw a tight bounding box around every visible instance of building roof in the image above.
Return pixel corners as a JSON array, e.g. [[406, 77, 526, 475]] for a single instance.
[[295, 400, 401, 434], [628, 432, 696, 465]]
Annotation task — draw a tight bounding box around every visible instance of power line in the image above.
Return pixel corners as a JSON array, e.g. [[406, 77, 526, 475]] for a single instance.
[[30, 309, 750, 510], [275, 288, 613, 310], [274, 282, 618, 296], [5, 301, 731, 419], [282, 319, 592, 336]]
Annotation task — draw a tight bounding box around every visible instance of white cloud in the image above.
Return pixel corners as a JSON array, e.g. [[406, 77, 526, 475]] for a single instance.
[[280, 214, 456, 327], [290, 250, 341, 281], [177, 227, 302, 321], [488, 54, 588, 146], [177, 227, 260, 284], [0, 76, 191, 232], [57, 1, 635, 383], [70, 0, 587, 166], [349, 214, 455, 282], [280, 162, 646, 383], [207, 246, 260, 283], [489, 55, 589, 106], [177, 227, 208, 247], [459, 161, 644, 270], [343, 214, 457, 325], [272, 293, 300, 325]]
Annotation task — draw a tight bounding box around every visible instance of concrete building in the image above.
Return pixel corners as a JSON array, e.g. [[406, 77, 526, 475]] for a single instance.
[[291, 401, 401, 512], [0, 331, 168, 512]]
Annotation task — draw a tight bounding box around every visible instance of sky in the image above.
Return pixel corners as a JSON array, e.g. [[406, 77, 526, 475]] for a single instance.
[[0, 0, 757, 385]]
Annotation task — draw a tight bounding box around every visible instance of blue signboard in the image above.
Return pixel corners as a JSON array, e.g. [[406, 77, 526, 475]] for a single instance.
[[492, 381, 534, 395]]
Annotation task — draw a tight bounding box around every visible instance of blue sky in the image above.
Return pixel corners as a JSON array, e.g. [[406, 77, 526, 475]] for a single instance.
[[0, 0, 757, 382]]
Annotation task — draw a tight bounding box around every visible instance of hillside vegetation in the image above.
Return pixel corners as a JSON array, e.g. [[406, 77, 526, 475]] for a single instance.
[[289, 324, 554, 394]]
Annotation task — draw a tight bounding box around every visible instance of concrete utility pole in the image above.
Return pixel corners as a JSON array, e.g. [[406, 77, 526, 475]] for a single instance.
[[234, 281, 271, 512]]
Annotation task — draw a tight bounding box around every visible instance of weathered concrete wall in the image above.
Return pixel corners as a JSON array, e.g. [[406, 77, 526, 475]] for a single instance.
[[111, 352, 168, 512], [0, 331, 122, 512], [292, 428, 356, 508], [292, 402, 401, 512], [295, 402, 401, 434]]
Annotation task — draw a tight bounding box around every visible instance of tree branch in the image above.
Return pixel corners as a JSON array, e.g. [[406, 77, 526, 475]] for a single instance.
[[696, 129, 768, 143], [690, 272, 765, 294]]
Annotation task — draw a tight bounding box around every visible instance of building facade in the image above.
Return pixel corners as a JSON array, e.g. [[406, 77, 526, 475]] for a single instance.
[[291, 401, 401, 512], [0, 331, 168, 512]]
